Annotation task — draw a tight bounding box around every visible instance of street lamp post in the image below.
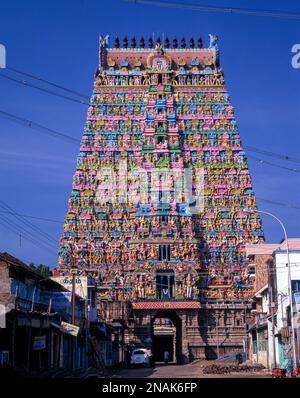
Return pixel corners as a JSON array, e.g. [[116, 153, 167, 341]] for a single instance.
[[268, 264, 277, 369], [243, 208, 297, 370], [71, 257, 78, 325], [71, 270, 76, 325], [70, 247, 78, 369]]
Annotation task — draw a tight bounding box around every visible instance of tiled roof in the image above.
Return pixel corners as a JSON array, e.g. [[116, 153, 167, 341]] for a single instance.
[[0, 252, 70, 292], [246, 238, 300, 256], [0, 252, 43, 278]]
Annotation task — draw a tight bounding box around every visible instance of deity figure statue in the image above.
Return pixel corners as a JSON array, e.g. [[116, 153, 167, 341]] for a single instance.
[[115, 272, 124, 287], [137, 274, 146, 298], [177, 281, 183, 297], [184, 273, 194, 299], [58, 245, 73, 266], [148, 245, 156, 259]]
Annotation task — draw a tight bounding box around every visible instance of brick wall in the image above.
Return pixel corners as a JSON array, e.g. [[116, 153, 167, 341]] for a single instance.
[[0, 260, 15, 308], [254, 254, 273, 293]]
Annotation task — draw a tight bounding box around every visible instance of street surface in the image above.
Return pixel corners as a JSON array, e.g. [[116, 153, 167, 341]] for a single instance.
[[114, 362, 271, 378]]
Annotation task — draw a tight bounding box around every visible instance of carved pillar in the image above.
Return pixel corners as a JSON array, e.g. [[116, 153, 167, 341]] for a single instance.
[[180, 312, 189, 363]]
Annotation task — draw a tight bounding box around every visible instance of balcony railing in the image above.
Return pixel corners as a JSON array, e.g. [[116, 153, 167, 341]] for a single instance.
[[15, 297, 49, 313], [15, 297, 84, 322]]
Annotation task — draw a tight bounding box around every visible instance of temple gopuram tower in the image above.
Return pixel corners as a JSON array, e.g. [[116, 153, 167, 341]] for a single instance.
[[58, 34, 264, 363]]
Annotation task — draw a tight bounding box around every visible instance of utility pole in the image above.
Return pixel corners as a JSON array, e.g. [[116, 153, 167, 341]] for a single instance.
[[285, 244, 297, 370], [216, 311, 220, 359], [30, 286, 36, 312], [71, 247, 77, 325], [256, 326, 260, 363], [244, 306, 248, 360], [70, 246, 78, 368], [71, 271, 76, 325], [268, 262, 277, 369]]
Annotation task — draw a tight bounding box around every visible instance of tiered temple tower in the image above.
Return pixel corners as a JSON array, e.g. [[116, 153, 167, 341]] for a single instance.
[[58, 35, 264, 362]]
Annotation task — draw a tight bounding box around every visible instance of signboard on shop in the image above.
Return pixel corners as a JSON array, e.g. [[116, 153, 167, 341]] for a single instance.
[[51, 276, 88, 299], [61, 321, 80, 337], [33, 336, 46, 350]]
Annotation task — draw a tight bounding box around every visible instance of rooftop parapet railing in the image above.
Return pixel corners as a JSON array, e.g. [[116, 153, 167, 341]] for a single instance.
[[107, 35, 204, 50]]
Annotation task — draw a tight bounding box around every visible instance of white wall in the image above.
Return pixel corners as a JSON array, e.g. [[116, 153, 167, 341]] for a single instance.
[[261, 290, 269, 314], [275, 251, 300, 330]]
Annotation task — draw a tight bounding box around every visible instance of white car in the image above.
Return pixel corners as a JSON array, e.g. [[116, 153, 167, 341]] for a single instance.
[[130, 348, 152, 367]]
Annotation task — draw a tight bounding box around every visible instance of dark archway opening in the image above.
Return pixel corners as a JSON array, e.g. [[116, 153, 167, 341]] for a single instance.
[[151, 310, 182, 364]]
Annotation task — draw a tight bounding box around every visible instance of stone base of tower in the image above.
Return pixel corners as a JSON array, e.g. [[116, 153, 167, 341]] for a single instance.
[[99, 301, 252, 365]]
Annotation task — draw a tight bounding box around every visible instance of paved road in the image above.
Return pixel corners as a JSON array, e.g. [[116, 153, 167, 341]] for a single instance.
[[114, 363, 271, 378]]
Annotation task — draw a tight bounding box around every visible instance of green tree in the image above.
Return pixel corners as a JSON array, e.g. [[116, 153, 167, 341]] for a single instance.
[[29, 263, 52, 278]]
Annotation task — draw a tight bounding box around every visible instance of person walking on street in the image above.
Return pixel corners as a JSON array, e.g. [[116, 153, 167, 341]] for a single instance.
[[164, 350, 170, 365]]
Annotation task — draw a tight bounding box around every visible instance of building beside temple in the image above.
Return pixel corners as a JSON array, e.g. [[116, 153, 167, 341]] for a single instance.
[[58, 34, 265, 362], [246, 239, 300, 370], [0, 253, 88, 370]]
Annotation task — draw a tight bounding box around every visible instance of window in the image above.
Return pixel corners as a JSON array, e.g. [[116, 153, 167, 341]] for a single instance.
[[156, 269, 175, 299], [133, 349, 147, 355], [247, 264, 255, 275], [90, 290, 96, 307], [159, 244, 170, 261], [292, 280, 300, 293], [286, 305, 291, 327], [253, 339, 257, 354], [258, 338, 268, 352], [158, 74, 162, 84], [159, 190, 163, 201]]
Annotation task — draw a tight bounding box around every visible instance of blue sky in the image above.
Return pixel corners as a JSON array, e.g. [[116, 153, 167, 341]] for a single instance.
[[0, 0, 299, 267]]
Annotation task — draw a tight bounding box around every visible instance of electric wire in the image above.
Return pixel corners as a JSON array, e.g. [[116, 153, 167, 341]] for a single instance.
[[0, 215, 57, 253], [1, 59, 298, 259], [247, 155, 300, 173], [128, 0, 300, 20], [0, 217, 56, 256], [1, 191, 300, 233], [1, 108, 300, 173], [6, 66, 90, 100], [256, 197, 300, 211], [244, 145, 300, 164], [0, 72, 89, 106], [1, 69, 300, 166], [0, 200, 58, 247], [0, 211, 62, 224], [0, 214, 57, 255], [0, 109, 80, 145]]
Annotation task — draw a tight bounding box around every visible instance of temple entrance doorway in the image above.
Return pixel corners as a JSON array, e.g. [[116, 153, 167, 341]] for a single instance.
[[151, 310, 182, 364], [153, 334, 174, 363]]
